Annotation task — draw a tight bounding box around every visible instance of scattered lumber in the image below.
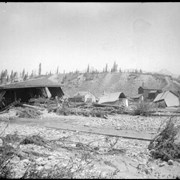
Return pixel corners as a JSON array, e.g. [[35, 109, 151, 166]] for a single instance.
[[0, 100, 21, 112], [93, 103, 124, 109], [14, 106, 42, 118], [22, 104, 45, 111]]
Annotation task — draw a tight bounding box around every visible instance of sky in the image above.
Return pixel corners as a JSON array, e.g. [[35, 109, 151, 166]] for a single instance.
[[0, 2, 180, 75]]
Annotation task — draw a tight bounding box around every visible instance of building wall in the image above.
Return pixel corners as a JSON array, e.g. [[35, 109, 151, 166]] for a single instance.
[[148, 92, 157, 100], [143, 89, 150, 99], [155, 100, 167, 108], [122, 98, 128, 107], [138, 87, 144, 94], [138, 87, 149, 100]]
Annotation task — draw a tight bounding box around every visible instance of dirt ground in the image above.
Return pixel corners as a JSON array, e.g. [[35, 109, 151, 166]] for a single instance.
[[0, 113, 180, 179]]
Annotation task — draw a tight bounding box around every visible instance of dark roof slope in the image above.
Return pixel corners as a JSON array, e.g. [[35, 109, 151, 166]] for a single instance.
[[139, 86, 162, 91]]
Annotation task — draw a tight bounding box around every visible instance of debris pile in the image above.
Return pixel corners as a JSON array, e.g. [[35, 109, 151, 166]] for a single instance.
[[0, 97, 127, 119], [14, 107, 42, 118], [54, 103, 126, 119]]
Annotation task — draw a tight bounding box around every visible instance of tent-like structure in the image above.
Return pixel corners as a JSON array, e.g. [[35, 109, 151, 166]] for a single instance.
[[98, 92, 128, 106], [153, 90, 180, 107], [68, 91, 97, 103], [0, 76, 64, 109]]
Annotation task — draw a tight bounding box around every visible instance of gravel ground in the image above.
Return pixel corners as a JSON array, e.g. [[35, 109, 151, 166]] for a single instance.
[[0, 113, 180, 179]]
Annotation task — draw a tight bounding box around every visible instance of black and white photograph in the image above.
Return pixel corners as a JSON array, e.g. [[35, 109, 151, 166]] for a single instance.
[[0, 2, 180, 179]]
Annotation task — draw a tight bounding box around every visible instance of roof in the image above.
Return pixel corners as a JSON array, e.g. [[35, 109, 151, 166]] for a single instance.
[[139, 86, 161, 91], [131, 94, 143, 99], [73, 91, 95, 97], [0, 76, 62, 89], [154, 91, 178, 102], [154, 91, 180, 107], [154, 91, 168, 102], [149, 90, 158, 93], [98, 92, 126, 104]]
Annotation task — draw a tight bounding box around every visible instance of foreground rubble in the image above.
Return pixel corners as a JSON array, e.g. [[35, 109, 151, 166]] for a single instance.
[[0, 114, 180, 179]]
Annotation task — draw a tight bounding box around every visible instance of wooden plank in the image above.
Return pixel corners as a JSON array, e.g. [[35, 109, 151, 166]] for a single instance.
[[10, 118, 155, 141], [22, 104, 45, 111], [43, 122, 155, 141]]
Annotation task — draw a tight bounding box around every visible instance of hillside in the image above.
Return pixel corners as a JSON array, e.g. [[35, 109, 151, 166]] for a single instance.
[[55, 72, 180, 98]]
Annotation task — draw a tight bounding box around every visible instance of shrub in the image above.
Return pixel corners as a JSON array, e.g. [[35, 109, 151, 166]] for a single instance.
[[0, 142, 16, 178], [20, 135, 47, 147], [131, 102, 153, 116], [148, 117, 180, 161]]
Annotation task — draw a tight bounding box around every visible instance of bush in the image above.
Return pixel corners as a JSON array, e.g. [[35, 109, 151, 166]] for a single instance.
[[131, 102, 153, 116], [148, 117, 180, 161], [20, 135, 47, 147], [0, 142, 16, 178]]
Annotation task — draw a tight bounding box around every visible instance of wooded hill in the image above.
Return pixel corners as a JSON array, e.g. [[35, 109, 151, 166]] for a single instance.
[[57, 71, 180, 98]]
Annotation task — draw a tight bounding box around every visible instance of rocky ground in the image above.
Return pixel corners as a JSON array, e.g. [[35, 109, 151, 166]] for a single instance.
[[0, 113, 180, 179]]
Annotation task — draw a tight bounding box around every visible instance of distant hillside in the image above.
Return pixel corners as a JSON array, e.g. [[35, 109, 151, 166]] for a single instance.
[[54, 71, 180, 98], [158, 69, 173, 76]]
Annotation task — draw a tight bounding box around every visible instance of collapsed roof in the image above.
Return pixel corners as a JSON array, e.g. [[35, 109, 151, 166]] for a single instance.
[[0, 77, 64, 109]]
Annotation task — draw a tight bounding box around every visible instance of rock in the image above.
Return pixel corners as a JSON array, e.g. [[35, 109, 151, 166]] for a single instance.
[[159, 162, 166, 167], [0, 138, 3, 146], [44, 164, 52, 170], [167, 159, 173, 165], [36, 166, 44, 171], [22, 159, 29, 165], [149, 166, 154, 171], [36, 157, 46, 166], [48, 155, 55, 160], [11, 156, 21, 163]]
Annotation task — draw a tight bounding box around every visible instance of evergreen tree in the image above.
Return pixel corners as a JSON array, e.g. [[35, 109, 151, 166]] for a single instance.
[[56, 66, 59, 74], [0, 71, 3, 84], [87, 64, 90, 73], [38, 63, 42, 76], [111, 61, 118, 72], [105, 64, 108, 72], [22, 69, 25, 78], [3, 69, 8, 78], [6, 75, 10, 82], [10, 70, 13, 81], [30, 71, 34, 79], [23, 73, 28, 81]]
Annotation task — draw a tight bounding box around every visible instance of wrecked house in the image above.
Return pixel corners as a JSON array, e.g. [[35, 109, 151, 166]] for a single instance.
[[130, 94, 144, 102], [68, 91, 97, 103], [98, 92, 128, 107], [153, 90, 180, 107], [0, 77, 64, 109], [138, 86, 162, 101]]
